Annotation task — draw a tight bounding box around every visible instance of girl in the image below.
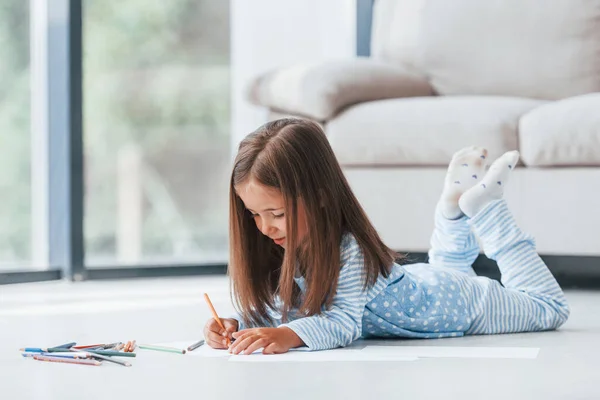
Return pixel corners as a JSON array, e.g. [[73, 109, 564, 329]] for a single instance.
[[203, 118, 570, 355]]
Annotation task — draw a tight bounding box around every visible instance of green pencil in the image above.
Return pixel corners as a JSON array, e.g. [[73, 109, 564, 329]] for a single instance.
[[139, 344, 186, 354], [87, 350, 137, 357]]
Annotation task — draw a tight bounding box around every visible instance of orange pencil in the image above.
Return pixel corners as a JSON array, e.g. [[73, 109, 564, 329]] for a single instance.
[[203, 293, 230, 346]]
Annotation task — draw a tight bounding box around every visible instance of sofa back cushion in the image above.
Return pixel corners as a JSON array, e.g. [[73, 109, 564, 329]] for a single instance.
[[371, 0, 600, 99]]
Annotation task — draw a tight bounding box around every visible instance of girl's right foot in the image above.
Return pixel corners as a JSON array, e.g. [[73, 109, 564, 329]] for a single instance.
[[459, 150, 520, 218]]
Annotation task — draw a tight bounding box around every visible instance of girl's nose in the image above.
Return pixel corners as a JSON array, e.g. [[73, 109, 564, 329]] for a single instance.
[[259, 221, 276, 237]]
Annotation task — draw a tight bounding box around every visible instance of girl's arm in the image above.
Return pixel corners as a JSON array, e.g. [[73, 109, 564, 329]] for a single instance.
[[278, 237, 368, 351]]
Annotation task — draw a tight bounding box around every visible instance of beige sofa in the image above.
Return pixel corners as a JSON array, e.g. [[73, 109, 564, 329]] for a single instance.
[[247, 0, 600, 258]]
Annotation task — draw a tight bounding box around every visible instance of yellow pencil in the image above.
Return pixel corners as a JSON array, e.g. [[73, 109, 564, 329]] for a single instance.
[[203, 293, 230, 346]]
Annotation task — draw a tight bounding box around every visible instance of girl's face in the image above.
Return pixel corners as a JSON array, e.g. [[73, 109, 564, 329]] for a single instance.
[[236, 179, 308, 248]]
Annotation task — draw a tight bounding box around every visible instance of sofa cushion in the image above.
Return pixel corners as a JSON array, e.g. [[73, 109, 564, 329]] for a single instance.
[[371, 0, 600, 100], [519, 94, 600, 166], [326, 96, 544, 166], [247, 58, 434, 121]]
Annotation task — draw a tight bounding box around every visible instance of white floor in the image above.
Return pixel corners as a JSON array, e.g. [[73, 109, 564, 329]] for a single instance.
[[1, 277, 599, 400]]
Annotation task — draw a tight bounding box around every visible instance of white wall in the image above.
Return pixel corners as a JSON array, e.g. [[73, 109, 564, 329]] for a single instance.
[[231, 0, 357, 153]]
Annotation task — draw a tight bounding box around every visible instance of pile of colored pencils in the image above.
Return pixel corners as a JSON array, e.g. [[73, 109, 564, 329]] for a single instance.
[[20, 341, 137, 367]]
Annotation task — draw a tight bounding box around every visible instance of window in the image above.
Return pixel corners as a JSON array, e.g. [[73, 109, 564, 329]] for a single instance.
[[0, 1, 31, 270], [83, 0, 231, 266]]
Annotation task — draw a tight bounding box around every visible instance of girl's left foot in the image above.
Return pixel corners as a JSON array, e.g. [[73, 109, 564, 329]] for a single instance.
[[459, 150, 520, 218], [439, 146, 488, 219]]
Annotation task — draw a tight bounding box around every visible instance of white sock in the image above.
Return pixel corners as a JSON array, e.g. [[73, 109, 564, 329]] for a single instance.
[[438, 146, 489, 219], [459, 150, 520, 218]]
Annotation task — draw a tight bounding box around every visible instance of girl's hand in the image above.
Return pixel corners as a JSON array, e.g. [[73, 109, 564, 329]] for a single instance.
[[229, 327, 304, 355], [204, 318, 239, 349]]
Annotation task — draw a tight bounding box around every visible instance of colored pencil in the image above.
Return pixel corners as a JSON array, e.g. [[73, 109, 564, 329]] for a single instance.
[[113, 343, 125, 351], [22, 352, 83, 358], [22, 352, 90, 359], [21, 347, 92, 353], [33, 355, 101, 366], [53, 342, 77, 349], [139, 344, 186, 354], [68, 349, 132, 367], [123, 340, 137, 352], [20, 347, 71, 353], [72, 344, 104, 350], [203, 293, 230, 346], [43, 352, 89, 359], [187, 339, 205, 352], [19, 348, 44, 353], [102, 342, 122, 349], [87, 350, 136, 357]]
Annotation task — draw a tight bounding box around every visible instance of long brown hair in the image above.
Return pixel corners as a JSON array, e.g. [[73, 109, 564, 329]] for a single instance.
[[229, 118, 398, 327]]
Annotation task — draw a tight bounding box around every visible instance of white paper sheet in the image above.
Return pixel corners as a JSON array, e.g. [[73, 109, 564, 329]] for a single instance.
[[361, 345, 539, 359], [152, 341, 418, 361], [229, 349, 418, 363]]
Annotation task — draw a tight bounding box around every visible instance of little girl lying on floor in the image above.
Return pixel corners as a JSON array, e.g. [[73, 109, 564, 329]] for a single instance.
[[204, 118, 569, 355]]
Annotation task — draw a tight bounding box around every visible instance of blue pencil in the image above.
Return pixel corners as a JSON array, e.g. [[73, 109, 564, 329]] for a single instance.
[[20, 348, 44, 353], [19, 347, 77, 353]]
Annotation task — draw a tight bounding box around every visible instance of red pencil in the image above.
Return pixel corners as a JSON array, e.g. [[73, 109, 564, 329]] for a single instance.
[[72, 344, 103, 349]]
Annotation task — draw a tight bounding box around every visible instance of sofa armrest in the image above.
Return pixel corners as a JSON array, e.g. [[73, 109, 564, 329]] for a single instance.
[[247, 57, 435, 121]]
